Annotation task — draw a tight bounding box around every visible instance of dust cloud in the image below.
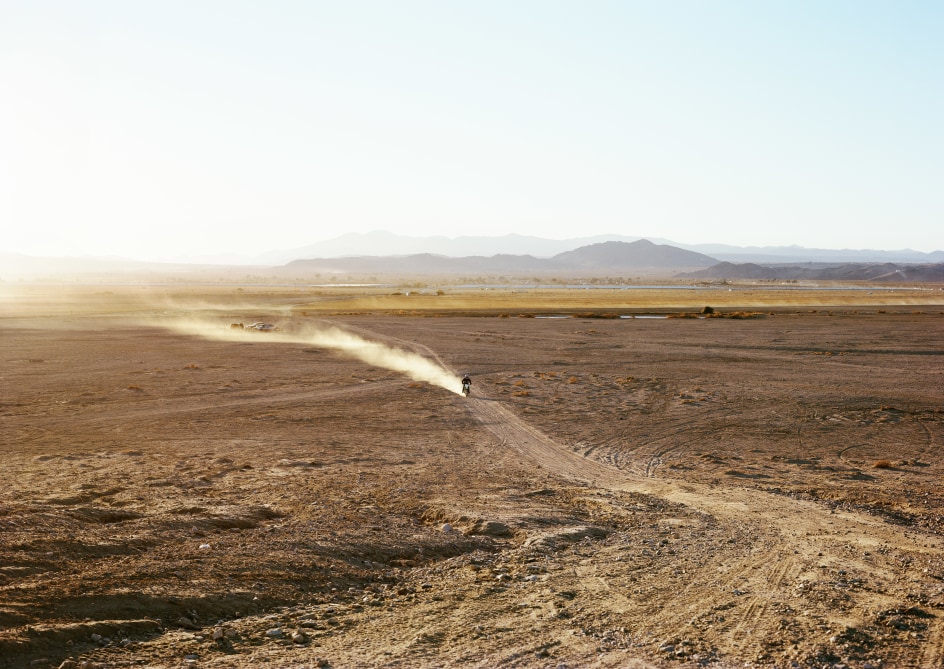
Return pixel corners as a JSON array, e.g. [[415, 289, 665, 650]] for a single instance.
[[162, 318, 463, 395]]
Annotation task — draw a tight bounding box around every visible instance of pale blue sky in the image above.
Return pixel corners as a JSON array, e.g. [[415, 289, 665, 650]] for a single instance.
[[2, 1, 941, 260]]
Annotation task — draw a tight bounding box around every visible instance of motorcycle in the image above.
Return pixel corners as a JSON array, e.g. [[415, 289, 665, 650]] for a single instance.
[[462, 381, 471, 397]]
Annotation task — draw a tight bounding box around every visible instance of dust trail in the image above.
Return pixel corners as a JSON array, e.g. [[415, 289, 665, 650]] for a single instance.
[[161, 318, 463, 395]]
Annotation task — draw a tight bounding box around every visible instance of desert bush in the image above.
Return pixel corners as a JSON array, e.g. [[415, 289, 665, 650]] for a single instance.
[[567, 376, 579, 384], [571, 312, 619, 319], [702, 306, 714, 314], [513, 380, 527, 387], [512, 390, 530, 397], [873, 460, 893, 469]]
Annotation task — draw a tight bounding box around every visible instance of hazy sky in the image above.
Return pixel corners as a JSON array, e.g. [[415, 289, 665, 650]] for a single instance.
[[2, 1, 942, 260]]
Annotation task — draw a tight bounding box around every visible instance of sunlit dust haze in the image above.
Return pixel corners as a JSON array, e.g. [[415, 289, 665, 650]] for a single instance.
[[163, 318, 463, 396]]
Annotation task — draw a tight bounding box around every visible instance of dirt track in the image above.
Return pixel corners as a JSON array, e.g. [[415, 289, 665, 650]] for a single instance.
[[2, 292, 944, 668]]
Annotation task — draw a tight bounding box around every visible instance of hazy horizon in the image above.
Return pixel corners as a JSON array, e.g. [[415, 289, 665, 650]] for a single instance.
[[0, 230, 944, 265], [2, 2, 942, 261]]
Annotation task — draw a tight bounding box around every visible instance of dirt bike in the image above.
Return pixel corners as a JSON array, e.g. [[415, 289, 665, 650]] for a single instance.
[[462, 382, 471, 397]]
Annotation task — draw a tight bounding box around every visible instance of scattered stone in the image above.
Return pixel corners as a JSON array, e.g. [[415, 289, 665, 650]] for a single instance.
[[292, 630, 307, 644], [265, 627, 283, 638], [89, 634, 102, 643], [441, 522, 454, 533], [211, 627, 225, 640]]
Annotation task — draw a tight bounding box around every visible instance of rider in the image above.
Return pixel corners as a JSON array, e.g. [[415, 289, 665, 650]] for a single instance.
[[461, 375, 472, 394]]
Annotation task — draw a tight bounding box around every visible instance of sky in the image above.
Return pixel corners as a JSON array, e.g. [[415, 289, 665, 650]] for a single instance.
[[1, 1, 942, 261]]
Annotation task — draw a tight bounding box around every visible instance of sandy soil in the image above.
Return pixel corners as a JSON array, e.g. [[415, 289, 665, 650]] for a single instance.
[[2, 287, 944, 668]]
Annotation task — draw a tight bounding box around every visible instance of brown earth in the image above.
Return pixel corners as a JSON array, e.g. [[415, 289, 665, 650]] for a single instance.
[[2, 285, 944, 669]]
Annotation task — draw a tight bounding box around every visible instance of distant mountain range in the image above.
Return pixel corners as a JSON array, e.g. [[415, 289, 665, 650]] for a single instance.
[[250, 231, 944, 265], [279, 240, 716, 276], [680, 261, 944, 283], [3, 233, 943, 281]]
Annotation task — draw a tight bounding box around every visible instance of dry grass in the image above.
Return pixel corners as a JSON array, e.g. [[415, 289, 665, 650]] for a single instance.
[[3, 283, 942, 320], [873, 460, 894, 469]]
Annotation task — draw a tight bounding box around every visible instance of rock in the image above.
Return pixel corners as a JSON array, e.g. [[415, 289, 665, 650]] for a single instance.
[[89, 634, 102, 643], [265, 627, 283, 638], [523, 525, 608, 551], [465, 519, 513, 537], [441, 522, 454, 533], [177, 616, 199, 630], [211, 627, 225, 640], [292, 630, 307, 644]]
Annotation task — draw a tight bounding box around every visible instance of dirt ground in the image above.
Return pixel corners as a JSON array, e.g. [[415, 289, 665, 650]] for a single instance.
[[2, 286, 944, 668]]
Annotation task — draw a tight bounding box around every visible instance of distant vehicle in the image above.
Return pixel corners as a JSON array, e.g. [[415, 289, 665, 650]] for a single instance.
[[245, 322, 278, 332]]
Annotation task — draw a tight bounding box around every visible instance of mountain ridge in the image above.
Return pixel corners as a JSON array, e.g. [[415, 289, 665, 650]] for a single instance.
[[278, 240, 717, 276], [253, 231, 943, 265]]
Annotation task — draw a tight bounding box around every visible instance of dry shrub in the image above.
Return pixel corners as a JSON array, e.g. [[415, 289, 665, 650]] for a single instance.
[[184, 363, 201, 370], [513, 380, 527, 387], [567, 376, 579, 384], [571, 312, 619, 319], [667, 312, 699, 319], [873, 460, 893, 469], [512, 390, 530, 397]]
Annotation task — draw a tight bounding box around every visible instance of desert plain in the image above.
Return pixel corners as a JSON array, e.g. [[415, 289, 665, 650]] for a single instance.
[[2, 282, 944, 669]]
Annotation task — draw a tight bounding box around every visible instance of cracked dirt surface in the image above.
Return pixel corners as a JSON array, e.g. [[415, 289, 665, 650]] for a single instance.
[[2, 288, 944, 668]]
